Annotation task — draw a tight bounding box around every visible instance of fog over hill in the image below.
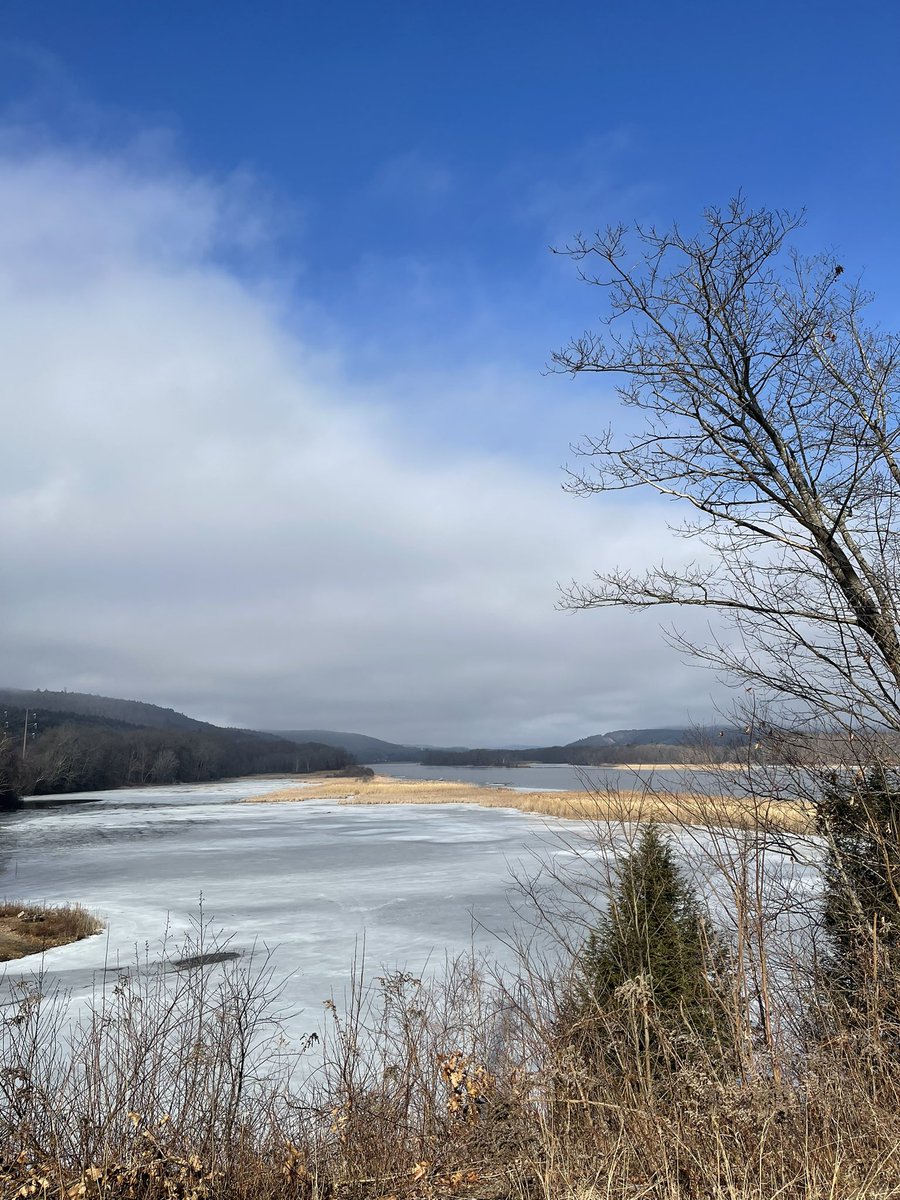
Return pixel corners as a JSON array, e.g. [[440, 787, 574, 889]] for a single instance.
[[272, 730, 421, 763], [0, 688, 211, 732]]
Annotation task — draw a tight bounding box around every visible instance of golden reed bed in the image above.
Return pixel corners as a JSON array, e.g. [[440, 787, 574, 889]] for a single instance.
[[245, 774, 810, 833]]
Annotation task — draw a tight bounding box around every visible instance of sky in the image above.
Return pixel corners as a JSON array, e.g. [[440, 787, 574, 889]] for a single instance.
[[1, 1, 898, 745]]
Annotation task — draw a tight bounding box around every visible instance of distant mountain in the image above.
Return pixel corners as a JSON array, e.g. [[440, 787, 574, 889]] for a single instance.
[[563, 732, 615, 748], [272, 729, 420, 762], [271, 725, 750, 767], [420, 725, 753, 768]]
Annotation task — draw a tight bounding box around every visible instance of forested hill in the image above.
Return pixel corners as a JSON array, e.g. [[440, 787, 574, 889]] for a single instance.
[[568, 727, 743, 749], [0, 688, 211, 731], [0, 690, 353, 802], [420, 728, 749, 768], [272, 729, 420, 762], [417, 745, 692, 768]]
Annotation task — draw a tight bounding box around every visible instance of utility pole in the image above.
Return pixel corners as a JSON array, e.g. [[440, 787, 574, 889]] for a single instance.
[[21, 709, 36, 758]]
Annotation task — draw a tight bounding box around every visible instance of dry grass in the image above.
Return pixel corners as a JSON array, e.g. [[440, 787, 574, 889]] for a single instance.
[[4, 932, 900, 1200], [0, 901, 103, 961], [245, 774, 811, 833]]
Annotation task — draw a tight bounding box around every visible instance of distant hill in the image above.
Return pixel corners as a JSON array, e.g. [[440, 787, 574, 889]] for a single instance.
[[568, 727, 742, 749], [420, 726, 751, 769], [272, 729, 420, 762], [0, 688, 353, 800], [0, 688, 211, 732], [270, 725, 750, 768]]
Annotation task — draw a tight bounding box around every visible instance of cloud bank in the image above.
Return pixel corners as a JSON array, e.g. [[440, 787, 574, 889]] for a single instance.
[[0, 136, 725, 744]]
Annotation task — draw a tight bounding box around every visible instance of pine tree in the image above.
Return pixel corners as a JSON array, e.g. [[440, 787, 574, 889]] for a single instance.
[[818, 768, 900, 1017], [562, 825, 726, 1074]]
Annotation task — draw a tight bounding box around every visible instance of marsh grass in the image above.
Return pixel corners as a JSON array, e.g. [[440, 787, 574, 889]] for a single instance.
[[246, 774, 811, 834], [0, 901, 102, 961]]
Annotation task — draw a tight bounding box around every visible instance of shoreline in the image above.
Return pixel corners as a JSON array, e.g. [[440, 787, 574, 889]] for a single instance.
[[398, 761, 758, 771], [244, 774, 810, 833], [537, 761, 754, 771]]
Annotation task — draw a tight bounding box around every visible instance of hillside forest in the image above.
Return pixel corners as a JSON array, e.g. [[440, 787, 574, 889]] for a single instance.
[[0, 689, 352, 802]]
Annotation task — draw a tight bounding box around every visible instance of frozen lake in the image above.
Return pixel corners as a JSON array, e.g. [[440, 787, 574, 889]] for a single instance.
[[0, 777, 583, 1041], [0, 771, 817, 1054]]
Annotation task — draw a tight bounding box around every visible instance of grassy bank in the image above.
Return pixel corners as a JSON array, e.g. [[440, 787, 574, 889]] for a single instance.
[[3, 927, 898, 1200], [0, 901, 102, 961], [245, 773, 812, 833]]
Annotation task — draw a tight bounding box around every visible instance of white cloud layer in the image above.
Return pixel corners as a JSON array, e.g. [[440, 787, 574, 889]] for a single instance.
[[0, 138, 726, 744]]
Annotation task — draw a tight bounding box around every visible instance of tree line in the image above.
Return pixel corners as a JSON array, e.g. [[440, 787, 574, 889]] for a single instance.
[[0, 706, 352, 800], [420, 740, 751, 767]]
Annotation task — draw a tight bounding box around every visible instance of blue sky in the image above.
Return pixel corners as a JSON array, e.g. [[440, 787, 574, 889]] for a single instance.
[[6, 2, 898, 359], [0, 2, 898, 741]]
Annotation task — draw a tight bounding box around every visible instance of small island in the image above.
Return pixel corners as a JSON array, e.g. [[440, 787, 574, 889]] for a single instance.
[[0, 902, 103, 962], [244, 772, 810, 833]]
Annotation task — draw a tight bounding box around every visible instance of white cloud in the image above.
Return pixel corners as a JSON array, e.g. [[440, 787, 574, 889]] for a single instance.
[[0, 137, 727, 743]]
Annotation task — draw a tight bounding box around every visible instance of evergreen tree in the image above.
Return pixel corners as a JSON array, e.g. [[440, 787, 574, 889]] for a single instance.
[[562, 825, 726, 1074], [817, 768, 900, 1015]]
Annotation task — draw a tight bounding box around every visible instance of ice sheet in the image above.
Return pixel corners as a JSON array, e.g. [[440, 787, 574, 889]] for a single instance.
[[0, 777, 818, 1053]]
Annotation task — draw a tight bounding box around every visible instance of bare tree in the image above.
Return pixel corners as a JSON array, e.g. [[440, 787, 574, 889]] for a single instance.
[[552, 198, 900, 735]]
